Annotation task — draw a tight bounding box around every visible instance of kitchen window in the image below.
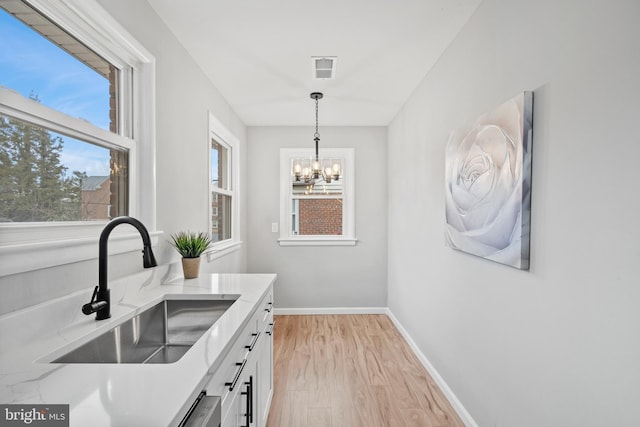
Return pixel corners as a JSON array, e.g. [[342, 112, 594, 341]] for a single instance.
[[211, 139, 231, 242], [0, 0, 156, 276], [279, 148, 356, 245], [208, 112, 241, 259]]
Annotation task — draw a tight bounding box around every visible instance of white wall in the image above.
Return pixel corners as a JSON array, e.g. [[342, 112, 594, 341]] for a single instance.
[[246, 127, 387, 310], [0, 0, 247, 316], [387, 1, 640, 426], [98, 0, 248, 275]]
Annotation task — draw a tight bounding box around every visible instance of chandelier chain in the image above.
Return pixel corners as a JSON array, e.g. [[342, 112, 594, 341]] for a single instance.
[[314, 96, 320, 140]]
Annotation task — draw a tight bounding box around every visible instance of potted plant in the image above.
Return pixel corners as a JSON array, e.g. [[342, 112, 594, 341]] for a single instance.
[[169, 231, 213, 279]]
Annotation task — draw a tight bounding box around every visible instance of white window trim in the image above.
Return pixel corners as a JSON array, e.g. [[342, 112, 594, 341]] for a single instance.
[[0, 0, 157, 277], [206, 111, 242, 262], [278, 147, 357, 246]]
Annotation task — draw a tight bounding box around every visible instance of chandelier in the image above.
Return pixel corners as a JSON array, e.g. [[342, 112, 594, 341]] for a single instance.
[[291, 92, 341, 184]]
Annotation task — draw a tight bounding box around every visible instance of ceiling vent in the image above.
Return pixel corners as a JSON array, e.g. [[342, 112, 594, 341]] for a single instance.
[[312, 56, 337, 80]]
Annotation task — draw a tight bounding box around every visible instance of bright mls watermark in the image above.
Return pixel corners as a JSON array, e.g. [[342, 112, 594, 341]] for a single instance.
[[0, 405, 68, 426]]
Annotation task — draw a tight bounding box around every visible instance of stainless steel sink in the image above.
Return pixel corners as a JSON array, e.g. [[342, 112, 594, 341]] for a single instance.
[[52, 298, 237, 364]]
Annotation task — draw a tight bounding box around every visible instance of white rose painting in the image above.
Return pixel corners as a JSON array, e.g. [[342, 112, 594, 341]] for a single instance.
[[445, 92, 533, 270]]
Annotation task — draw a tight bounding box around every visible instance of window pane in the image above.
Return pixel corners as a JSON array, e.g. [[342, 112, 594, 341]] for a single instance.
[[211, 193, 231, 242], [289, 161, 344, 236], [0, 3, 117, 132], [294, 198, 343, 235], [0, 113, 128, 222], [211, 139, 228, 190]]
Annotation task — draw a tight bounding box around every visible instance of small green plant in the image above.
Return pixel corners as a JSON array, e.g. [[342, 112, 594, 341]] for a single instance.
[[169, 231, 213, 258]]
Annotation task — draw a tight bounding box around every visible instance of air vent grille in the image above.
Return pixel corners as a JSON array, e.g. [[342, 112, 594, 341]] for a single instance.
[[312, 56, 337, 80]]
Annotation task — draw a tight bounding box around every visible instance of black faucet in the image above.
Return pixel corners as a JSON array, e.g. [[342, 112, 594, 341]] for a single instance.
[[82, 216, 158, 320]]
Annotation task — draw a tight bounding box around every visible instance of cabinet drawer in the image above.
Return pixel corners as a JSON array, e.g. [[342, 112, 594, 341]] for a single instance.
[[205, 340, 247, 398], [205, 310, 263, 399], [260, 291, 274, 325], [264, 315, 274, 336]]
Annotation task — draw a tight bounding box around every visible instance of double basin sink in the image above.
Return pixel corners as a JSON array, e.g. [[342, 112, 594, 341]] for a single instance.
[[51, 297, 237, 364]]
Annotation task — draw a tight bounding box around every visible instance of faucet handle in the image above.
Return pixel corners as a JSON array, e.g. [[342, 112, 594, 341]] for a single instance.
[[88, 285, 99, 303], [82, 286, 108, 316], [82, 300, 108, 315]]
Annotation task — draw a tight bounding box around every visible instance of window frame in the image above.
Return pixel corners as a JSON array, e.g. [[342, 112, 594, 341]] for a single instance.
[[0, 0, 157, 277], [279, 147, 356, 246], [207, 111, 241, 261]]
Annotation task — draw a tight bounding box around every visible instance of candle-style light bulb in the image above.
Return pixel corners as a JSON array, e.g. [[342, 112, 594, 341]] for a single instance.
[[293, 162, 302, 180], [302, 167, 311, 183], [312, 160, 320, 179], [324, 167, 333, 183], [332, 162, 341, 180]]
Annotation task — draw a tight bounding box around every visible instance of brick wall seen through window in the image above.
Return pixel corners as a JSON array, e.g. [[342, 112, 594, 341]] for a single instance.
[[298, 199, 342, 235]]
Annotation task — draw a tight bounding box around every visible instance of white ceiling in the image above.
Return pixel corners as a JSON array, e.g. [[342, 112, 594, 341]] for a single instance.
[[146, 0, 481, 126]]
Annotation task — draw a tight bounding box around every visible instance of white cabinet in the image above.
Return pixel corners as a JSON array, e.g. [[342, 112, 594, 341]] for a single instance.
[[208, 286, 273, 427]]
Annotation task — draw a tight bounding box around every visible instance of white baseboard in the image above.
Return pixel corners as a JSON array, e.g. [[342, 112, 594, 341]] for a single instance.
[[385, 308, 478, 427], [273, 307, 388, 315]]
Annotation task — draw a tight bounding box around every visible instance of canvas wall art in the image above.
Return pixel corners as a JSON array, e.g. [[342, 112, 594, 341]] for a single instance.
[[445, 91, 533, 270]]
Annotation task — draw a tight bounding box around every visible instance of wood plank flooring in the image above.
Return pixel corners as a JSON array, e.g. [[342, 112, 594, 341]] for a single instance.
[[266, 315, 465, 427]]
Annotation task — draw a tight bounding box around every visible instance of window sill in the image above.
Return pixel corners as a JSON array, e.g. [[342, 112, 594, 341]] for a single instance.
[[0, 227, 163, 277], [206, 240, 243, 262], [278, 237, 358, 247]]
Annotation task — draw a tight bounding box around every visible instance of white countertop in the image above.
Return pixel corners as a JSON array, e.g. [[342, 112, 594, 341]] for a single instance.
[[0, 268, 276, 427]]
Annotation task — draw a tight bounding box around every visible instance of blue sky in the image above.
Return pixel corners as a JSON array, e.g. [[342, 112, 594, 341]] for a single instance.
[[0, 8, 112, 177]]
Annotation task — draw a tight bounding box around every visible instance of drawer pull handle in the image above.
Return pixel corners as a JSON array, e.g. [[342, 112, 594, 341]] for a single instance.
[[264, 302, 273, 313], [266, 322, 275, 336], [241, 375, 253, 427], [240, 376, 253, 427], [248, 375, 254, 423], [224, 358, 247, 391], [245, 332, 260, 351]]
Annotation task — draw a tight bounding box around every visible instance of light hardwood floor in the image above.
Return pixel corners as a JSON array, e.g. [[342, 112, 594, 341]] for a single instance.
[[266, 315, 465, 427]]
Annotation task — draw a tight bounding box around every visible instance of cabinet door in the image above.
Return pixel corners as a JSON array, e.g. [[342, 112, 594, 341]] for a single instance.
[[246, 374, 256, 427], [245, 351, 259, 427], [222, 372, 254, 427], [221, 382, 242, 427], [258, 321, 274, 427]]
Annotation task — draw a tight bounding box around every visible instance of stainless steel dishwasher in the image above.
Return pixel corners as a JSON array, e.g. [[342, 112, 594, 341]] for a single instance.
[[179, 391, 221, 427]]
